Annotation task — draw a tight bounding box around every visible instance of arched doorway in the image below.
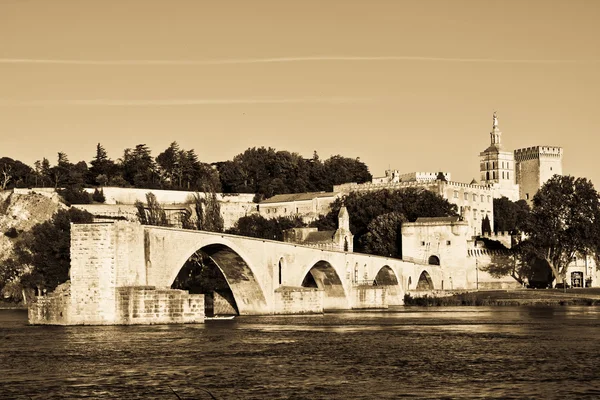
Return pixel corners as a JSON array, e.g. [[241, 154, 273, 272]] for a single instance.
[[302, 261, 347, 310], [171, 244, 267, 316], [416, 271, 434, 291], [428, 255, 440, 265]]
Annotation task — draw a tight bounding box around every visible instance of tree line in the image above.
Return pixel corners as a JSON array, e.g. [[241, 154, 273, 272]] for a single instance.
[[0, 144, 372, 200]]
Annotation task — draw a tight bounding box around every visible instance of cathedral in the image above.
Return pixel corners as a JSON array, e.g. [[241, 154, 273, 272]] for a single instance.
[[479, 112, 563, 204]]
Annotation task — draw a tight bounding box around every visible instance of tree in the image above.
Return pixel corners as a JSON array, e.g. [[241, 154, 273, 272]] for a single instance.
[[7, 208, 94, 294], [481, 215, 492, 235], [227, 214, 306, 241], [358, 212, 406, 258], [135, 192, 169, 226], [121, 144, 158, 188], [493, 196, 531, 233], [193, 191, 224, 233], [480, 237, 546, 286], [524, 175, 600, 285], [311, 188, 458, 254], [89, 143, 117, 185], [322, 155, 372, 188], [92, 188, 105, 203], [1, 164, 11, 190], [156, 141, 181, 188]]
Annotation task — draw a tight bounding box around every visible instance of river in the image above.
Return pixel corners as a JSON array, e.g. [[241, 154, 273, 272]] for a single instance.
[[1, 307, 599, 399]]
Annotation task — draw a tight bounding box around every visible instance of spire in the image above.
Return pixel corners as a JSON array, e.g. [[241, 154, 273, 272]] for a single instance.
[[490, 111, 502, 148], [338, 206, 350, 232]]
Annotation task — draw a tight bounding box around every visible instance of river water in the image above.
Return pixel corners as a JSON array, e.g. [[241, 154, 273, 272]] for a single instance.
[[1, 307, 599, 399]]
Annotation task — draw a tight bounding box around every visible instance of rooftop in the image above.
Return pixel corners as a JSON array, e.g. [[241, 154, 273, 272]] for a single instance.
[[260, 192, 336, 204]]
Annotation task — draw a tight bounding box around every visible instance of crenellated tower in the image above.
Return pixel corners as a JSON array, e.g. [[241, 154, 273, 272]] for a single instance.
[[514, 146, 563, 204]]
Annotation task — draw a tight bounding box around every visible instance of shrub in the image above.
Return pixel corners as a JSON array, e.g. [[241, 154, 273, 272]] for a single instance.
[[92, 188, 106, 203]]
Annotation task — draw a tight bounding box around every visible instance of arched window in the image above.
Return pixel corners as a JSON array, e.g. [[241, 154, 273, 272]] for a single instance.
[[428, 255, 440, 265], [486, 171, 489, 180], [344, 237, 349, 252], [278, 259, 283, 285]]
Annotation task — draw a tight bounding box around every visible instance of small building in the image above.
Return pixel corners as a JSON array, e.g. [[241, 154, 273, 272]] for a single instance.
[[283, 206, 353, 252], [259, 192, 339, 223]]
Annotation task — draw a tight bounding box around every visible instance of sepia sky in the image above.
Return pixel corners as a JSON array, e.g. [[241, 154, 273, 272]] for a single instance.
[[1, 0, 599, 185]]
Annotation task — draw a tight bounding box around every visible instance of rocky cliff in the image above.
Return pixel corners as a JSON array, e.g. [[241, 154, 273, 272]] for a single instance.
[[0, 190, 66, 264]]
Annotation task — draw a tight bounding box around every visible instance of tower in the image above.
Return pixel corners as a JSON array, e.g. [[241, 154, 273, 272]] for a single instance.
[[514, 146, 563, 204], [334, 206, 353, 252], [479, 112, 520, 201]]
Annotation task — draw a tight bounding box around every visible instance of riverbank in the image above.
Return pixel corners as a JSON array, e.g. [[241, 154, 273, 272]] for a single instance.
[[404, 288, 600, 306], [0, 300, 26, 310]]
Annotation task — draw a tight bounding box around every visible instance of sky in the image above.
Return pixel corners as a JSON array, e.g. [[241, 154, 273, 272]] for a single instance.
[[1, 0, 599, 185]]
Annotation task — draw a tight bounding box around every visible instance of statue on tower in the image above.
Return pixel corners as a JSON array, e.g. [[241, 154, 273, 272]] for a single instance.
[[493, 111, 499, 129]]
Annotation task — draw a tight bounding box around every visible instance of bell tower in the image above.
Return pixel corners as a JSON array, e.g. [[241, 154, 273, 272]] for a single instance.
[[479, 112, 519, 200]]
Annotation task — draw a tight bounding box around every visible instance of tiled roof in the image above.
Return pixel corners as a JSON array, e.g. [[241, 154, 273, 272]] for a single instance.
[[260, 192, 336, 204], [303, 231, 335, 243]]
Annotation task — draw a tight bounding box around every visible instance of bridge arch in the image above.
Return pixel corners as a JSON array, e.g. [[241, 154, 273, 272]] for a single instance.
[[301, 260, 348, 310], [373, 265, 399, 286], [169, 240, 268, 315], [416, 270, 434, 291]]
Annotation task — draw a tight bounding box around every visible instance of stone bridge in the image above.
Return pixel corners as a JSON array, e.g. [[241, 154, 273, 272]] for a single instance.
[[29, 221, 451, 325]]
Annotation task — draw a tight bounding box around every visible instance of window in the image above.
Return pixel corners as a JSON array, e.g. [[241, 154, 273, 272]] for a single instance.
[[464, 192, 468, 200], [473, 209, 478, 220], [421, 241, 425, 246], [473, 194, 477, 201], [446, 240, 451, 245], [507, 172, 510, 180], [284, 208, 287, 213], [481, 195, 484, 202], [453, 190, 458, 198], [526, 193, 529, 200], [487, 195, 491, 203], [492, 171, 496, 179], [502, 171, 505, 179]]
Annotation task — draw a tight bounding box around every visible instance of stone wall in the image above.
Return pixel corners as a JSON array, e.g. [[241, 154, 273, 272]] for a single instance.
[[351, 286, 389, 309], [273, 287, 323, 314], [514, 146, 563, 204], [116, 287, 204, 324]]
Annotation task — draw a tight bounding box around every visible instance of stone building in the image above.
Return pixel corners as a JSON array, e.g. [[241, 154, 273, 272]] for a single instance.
[[258, 192, 339, 223], [372, 170, 451, 184], [282, 206, 353, 252], [514, 146, 563, 204], [334, 179, 493, 237], [478, 112, 563, 204]]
